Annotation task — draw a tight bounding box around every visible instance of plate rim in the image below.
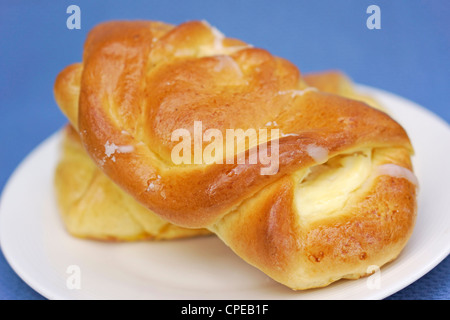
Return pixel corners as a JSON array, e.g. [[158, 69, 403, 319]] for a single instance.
[[0, 130, 62, 300], [1, 86, 449, 300]]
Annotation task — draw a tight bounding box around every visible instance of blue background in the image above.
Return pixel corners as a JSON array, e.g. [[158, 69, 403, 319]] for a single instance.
[[0, 0, 448, 300]]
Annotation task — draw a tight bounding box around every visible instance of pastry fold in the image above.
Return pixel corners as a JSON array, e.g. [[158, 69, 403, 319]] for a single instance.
[[54, 124, 210, 241], [54, 20, 417, 289]]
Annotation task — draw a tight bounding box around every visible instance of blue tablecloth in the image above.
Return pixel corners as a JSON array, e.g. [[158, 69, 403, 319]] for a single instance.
[[0, 0, 448, 300]]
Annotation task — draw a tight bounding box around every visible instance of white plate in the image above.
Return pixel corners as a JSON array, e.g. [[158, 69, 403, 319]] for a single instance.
[[1, 86, 449, 300]]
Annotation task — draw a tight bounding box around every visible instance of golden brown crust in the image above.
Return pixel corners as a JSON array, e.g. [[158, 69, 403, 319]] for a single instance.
[[212, 147, 416, 289], [54, 20, 417, 290], [303, 70, 386, 112], [54, 125, 210, 241], [54, 63, 83, 130], [55, 20, 412, 228]]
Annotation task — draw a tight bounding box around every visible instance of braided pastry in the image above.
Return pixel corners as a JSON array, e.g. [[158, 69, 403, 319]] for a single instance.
[[54, 69, 384, 243], [54, 20, 417, 290], [54, 124, 210, 241], [53, 69, 383, 242]]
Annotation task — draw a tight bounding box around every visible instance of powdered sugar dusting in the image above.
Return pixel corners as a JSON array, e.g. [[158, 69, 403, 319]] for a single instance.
[[200, 20, 249, 55], [278, 87, 318, 98], [213, 55, 243, 77], [265, 121, 279, 127], [306, 144, 328, 163], [117, 145, 134, 153], [121, 130, 131, 136], [146, 181, 156, 192], [146, 175, 163, 195], [104, 141, 134, 156], [105, 141, 118, 158], [377, 164, 419, 187], [102, 141, 135, 164], [200, 20, 225, 52], [280, 133, 299, 137]]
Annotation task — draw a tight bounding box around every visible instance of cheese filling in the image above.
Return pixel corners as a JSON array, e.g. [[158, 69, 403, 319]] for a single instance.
[[295, 149, 372, 221]]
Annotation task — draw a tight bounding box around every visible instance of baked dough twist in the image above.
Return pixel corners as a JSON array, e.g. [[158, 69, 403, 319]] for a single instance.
[[54, 124, 210, 240], [53, 70, 384, 242], [54, 20, 417, 290], [54, 69, 386, 244]]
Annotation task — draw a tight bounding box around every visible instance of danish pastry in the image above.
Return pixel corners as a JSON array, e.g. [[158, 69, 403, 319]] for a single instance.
[[54, 20, 417, 290], [53, 68, 382, 242], [54, 124, 210, 241]]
